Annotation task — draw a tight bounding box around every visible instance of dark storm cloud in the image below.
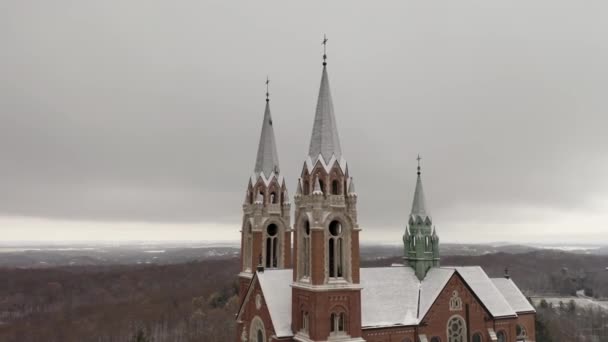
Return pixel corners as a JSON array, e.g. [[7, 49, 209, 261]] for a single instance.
[[1, 1, 607, 241]]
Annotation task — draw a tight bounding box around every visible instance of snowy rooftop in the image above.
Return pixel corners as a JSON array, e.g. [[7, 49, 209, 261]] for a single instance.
[[256, 269, 293, 337], [491, 278, 536, 313], [251, 266, 528, 336]]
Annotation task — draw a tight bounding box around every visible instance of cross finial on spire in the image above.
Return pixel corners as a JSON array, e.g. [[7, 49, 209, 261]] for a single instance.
[[417, 154, 422, 175], [322, 34, 328, 66], [265, 76, 270, 102]]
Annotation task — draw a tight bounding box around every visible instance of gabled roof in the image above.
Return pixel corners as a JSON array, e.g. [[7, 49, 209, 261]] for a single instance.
[[360, 267, 420, 327], [245, 266, 528, 335], [308, 65, 342, 166], [418, 268, 455, 319], [452, 266, 517, 318], [254, 101, 280, 179], [255, 270, 293, 337], [491, 278, 536, 313]]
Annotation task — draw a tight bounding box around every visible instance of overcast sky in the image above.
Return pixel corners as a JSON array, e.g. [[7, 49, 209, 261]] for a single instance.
[[1, 1, 607, 244]]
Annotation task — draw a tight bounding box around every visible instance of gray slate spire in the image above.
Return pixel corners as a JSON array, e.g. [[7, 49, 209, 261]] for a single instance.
[[308, 65, 342, 164], [254, 101, 280, 177]]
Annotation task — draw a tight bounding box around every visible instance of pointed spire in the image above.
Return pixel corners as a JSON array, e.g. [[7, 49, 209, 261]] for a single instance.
[[254, 87, 280, 177], [308, 36, 342, 165], [411, 155, 430, 222], [348, 177, 356, 195], [282, 188, 289, 204]]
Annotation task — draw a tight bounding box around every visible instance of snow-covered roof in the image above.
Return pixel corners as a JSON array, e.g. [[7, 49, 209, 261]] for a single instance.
[[254, 100, 280, 179], [418, 268, 455, 319], [452, 267, 517, 318], [360, 266, 420, 327], [491, 278, 536, 313], [308, 65, 342, 167], [251, 266, 527, 335], [256, 269, 292, 337]]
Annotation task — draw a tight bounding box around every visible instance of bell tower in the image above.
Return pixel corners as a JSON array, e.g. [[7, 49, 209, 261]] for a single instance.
[[238, 80, 291, 302], [291, 37, 364, 342], [403, 156, 440, 280]]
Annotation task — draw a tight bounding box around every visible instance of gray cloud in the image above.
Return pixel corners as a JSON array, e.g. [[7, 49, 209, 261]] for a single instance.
[[1, 1, 607, 242]]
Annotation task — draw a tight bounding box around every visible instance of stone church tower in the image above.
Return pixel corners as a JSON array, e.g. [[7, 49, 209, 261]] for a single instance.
[[238, 89, 291, 302], [403, 158, 440, 280], [291, 50, 364, 342]]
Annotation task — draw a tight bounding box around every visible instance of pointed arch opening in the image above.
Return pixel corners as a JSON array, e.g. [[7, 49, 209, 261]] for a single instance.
[[302, 220, 311, 278], [328, 220, 344, 278], [265, 224, 279, 268]]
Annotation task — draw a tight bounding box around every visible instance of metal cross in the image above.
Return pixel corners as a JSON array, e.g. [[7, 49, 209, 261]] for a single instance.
[[417, 154, 422, 174], [322, 34, 328, 63], [265, 76, 270, 101]]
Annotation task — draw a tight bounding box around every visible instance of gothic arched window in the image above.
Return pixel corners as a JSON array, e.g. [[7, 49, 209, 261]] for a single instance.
[[331, 180, 340, 195], [265, 224, 278, 268], [301, 311, 309, 333], [302, 220, 311, 278], [330, 312, 346, 334], [472, 333, 482, 342], [447, 315, 466, 342], [244, 224, 253, 270], [328, 220, 344, 278], [270, 192, 277, 204], [497, 330, 506, 342], [303, 180, 310, 195], [256, 330, 263, 342], [516, 324, 527, 339]]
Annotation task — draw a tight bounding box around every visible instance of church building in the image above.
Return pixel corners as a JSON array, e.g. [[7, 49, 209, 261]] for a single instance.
[[236, 42, 536, 342]]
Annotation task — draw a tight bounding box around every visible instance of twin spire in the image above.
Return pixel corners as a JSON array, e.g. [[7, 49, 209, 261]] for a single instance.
[[253, 82, 280, 178], [254, 35, 343, 178]]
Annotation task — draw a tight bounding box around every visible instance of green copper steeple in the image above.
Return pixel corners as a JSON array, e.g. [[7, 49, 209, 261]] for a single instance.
[[403, 156, 439, 280]]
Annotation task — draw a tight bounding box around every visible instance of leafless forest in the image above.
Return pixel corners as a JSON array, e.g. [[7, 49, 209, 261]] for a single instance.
[[0, 250, 607, 342]]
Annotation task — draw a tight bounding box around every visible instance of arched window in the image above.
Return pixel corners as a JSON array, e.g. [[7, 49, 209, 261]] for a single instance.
[[249, 316, 265, 342], [248, 190, 253, 204], [265, 224, 278, 268], [319, 178, 325, 195], [302, 220, 311, 278], [472, 333, 482, 342], [328, 221, 344, 278], [497, 331, 506, 342], [301, 311, 309, 333], [270, 192, 277, 204], [516, 325, 526, 340], [303, 180, 310, 195], [446, 315, 466, 342], [244, 224, 253, 270], [331, 180, 340, 195], [258, 191, 265, 204], [330, 312, 346, 334]]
